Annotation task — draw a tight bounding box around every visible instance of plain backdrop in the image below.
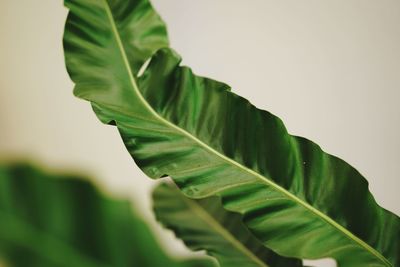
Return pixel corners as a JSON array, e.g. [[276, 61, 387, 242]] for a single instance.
[[0, 1, 399, 266]]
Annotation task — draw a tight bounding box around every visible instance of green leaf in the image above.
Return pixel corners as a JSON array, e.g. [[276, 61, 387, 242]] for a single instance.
[[63, 0, 400, 266], [153, 182, 303, 267], [0, 163, 215, 267], [63, 0, 169, 118]]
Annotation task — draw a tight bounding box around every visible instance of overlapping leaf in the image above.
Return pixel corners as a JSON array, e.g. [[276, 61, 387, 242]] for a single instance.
[[153, 182, 302, 267], [63, 0, 400, 266], [0, 162, 215, 267]]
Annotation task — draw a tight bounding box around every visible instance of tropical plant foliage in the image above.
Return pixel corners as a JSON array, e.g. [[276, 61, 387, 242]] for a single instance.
[[0, 162, 214, 267], [63, 0, 400, 266], [153, 182, 302, 267]]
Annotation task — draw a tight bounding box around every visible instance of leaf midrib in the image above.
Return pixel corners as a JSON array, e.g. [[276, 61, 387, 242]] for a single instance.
[[101, 1, 391, 266], [171, 183, 269, 267]]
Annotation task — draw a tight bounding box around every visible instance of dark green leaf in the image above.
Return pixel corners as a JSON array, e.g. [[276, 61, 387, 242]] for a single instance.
[[0, 162, 215, 267], [63, 0, 400, 266], [153, 182, 303, 267]]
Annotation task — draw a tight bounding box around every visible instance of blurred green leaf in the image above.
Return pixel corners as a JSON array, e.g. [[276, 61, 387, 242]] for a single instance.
[[153, 182, 302, 267], [0, 163, 215, 267]]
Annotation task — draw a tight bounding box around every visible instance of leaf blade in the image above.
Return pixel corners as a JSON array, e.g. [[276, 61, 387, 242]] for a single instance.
[[0, 162, 215, 267], [153, 182, 303, 267], [63, 1, 400, 266]]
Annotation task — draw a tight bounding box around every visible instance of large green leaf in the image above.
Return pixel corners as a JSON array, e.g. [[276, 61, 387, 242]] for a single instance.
[[153, 182, 303, 267], [0, 163, 215, 267], [63, 0, 400, 266]]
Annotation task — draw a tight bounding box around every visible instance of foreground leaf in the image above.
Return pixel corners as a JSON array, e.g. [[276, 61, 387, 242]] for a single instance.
[[63, 0, 168, 110], [63, 0, 400, 266], [153, 182, 303, 267], [0, 163, 215, 267]]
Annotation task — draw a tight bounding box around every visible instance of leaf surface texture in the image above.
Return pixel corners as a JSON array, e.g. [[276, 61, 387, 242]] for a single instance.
[[153, 183, 303, 267], [63, 0, 400, 266]]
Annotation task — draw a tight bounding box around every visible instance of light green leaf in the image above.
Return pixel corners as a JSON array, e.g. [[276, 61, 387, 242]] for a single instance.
[[153, 182, 303, 267], [63, 0, 400, 266], [0, 163, 215, 267]]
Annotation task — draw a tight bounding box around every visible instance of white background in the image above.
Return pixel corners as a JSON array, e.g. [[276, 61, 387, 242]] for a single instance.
[[1, 1, 399, 266]]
